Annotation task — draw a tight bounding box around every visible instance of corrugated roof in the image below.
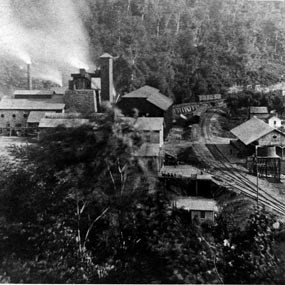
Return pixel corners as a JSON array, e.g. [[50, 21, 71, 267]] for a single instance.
[[121, 117, 164, 131], [122, 85, 173, 111], [134, 143, 161, 157], [173, 197, 218, 211], [231, 117, 274, 145], [27, 111, 46, 123], [0, 98, 65, 110], [250, 106, 268, 114], [39, 118, 89, 128]]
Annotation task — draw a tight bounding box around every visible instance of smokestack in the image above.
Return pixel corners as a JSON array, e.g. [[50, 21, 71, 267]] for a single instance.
[[27, 63, 32, 90], [100, 53, 114, 103]]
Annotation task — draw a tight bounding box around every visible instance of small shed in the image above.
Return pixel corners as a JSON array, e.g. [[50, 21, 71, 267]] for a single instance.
[[173, 197, 218, 222], [249, 106, 269, 120]]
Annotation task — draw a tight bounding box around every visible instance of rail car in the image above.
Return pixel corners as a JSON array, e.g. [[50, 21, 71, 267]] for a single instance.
[[198, 94, 222, 102]]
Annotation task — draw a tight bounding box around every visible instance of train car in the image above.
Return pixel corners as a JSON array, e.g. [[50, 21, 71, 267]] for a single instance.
[[198, 94, 221, 102]]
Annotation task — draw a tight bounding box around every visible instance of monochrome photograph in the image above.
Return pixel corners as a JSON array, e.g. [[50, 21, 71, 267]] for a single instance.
[[0, 0, 285, 283]]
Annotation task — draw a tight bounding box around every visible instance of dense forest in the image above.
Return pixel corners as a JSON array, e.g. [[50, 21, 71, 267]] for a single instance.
[[2, 0, 285, 102]]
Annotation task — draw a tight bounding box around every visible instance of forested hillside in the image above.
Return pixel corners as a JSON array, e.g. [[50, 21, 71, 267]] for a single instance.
[[85, 0, 285, 102], [2, 0, 285, 102]]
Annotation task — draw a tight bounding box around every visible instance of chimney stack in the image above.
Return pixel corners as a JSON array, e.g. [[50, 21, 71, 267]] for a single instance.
[[27, 63, 32, 90], [100, 53, 114, 103]]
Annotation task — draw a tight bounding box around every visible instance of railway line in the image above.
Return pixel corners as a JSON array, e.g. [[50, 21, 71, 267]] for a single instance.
[[192, 109, 285, 217]]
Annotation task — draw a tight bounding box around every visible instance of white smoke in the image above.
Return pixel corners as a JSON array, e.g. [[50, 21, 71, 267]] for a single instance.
[[0, 0, 92, 86]]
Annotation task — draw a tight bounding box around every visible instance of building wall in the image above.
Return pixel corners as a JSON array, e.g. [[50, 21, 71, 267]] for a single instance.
[[190, 210, 214, 221], [64, 90, 98, 114], [0, 110, 29, 128], [268, 117, 282, 128], [249, 113, 269, 120], [142, 130, 163, 146], [258, 130, 285, 146], [0, 109, 63, 130]]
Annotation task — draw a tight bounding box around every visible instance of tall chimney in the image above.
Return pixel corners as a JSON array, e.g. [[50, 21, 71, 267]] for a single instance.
[[27, 63, 32, 90], [100, 53, 114, 103]]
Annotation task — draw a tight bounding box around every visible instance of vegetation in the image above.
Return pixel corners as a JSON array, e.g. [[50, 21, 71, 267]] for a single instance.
[[2, 0, 285, 101], [226, 90, 285, 115], [0, 109, 284, 283]]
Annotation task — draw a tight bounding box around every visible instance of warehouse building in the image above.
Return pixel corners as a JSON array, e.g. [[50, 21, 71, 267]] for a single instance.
[[117, 85, 173, 133]]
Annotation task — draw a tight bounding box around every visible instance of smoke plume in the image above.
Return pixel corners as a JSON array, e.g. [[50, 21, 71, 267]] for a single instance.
[[0, 0, 92, 86]]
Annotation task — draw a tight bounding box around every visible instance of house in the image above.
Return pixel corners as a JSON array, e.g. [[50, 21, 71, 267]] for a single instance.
[[267, 115, 285, 131], [231, 117, 285, 180], [231, 117, 285, 147], [173, 196, 218, 222], [249, 106, 269, 120], [0, 97, 65, 135], [117, 85, 173, 134], [121, 117, 164, 146]]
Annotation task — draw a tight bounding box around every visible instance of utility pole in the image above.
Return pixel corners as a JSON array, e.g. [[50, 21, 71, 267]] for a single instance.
[[256, 145, 259, 206]]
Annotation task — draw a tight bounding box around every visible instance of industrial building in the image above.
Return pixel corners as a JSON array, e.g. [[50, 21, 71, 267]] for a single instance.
[[117, 85, 173, 133], [231, 116, 285, 180]]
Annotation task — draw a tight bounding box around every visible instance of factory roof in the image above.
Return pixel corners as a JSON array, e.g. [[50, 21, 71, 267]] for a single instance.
[[0, 97, 65, 111], [134, 143, 161, 157], [230, 117, 274, 145], [27, 111, 47, 123], [122, 85, 173, 111], [250, 106, 268, 114], [39, 118, 90, 128], [121, 117, 164, 131], [173, 197, 218, 212]]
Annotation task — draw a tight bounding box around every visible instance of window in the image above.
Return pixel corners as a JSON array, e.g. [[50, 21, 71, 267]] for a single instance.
[[0, 114, 4, 118], [16, 124, 22, 127], [12, 114, 16, 118], [274, 121, 277, 125], [200, 211, 205, 219], [273, 134, 278, 139], [23, 114, 28, 118]]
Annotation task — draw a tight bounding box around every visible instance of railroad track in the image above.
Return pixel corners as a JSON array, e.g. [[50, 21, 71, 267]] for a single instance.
[[192, 109, 285, 217]]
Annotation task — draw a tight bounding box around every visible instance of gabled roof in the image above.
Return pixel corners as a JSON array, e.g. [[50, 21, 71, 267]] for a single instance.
[[27, 111, 46, 123], [231, 117, 274, 145], [0, 97, 65, 111], [121, 117, 164, 131], [122, 85, 173, 111], [39, 118, 89, 128], [250, 106, 268, 114], [173, 197, 218, 211]]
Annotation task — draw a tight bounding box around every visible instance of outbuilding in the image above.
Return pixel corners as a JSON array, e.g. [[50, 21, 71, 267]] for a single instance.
[[173, 196, 218, 222]]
